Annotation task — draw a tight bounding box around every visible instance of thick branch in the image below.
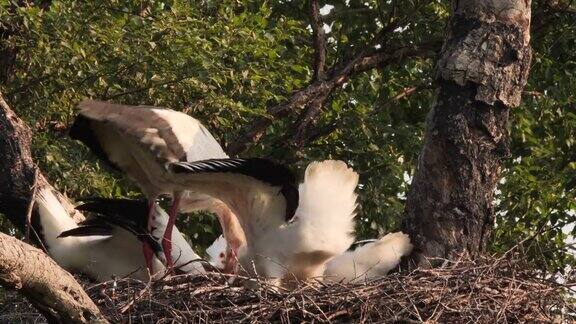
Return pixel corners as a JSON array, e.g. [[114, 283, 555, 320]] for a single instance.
[[310, 0, 327, 81], [291, 91, 331, 148], [0, 232, 107, 323], [0, 92, 96, 321], [292, 85, 425, 147], [0, 94, 35, 201]]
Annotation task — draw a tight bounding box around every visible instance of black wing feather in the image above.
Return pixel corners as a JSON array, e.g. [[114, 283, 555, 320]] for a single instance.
[[76, 197, 149, 229], [170, 158, 299, 221], [75, 198, 161, 253]]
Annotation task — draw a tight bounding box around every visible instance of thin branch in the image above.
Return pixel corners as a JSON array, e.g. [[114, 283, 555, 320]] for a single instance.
[[103, 73, 194, 100], [291, 91, 331, 148], [296, 85, 426, 148], [369, 85, 423, 117], [228, 41, 439, 155], [310, 0, 327, 81]]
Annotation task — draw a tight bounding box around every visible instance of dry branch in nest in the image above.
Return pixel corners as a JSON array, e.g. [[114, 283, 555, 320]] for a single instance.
[[2, 255, 574, 323]]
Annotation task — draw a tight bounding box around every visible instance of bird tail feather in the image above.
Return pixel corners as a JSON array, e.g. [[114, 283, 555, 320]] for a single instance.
[[290, 160, 359, 256], [325, 231, 413, 282]]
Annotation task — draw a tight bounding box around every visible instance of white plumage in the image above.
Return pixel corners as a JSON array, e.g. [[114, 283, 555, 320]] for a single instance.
[[324, 232, 413, 283], [33, 188, 205, 282], [206, 235, 228, 269], [34, 188, 162, 281], [206, 230, 413, 283], [252, 160, 358, 281]]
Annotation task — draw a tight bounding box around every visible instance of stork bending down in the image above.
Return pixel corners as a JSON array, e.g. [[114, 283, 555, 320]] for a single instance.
[[69, 99, 244, 272], [164, 158, 358, 285]]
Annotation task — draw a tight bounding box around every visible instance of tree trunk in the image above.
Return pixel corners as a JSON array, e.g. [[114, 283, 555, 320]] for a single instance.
[[0, 93, 103, 323], [0, 94, 83, 227], [402, 0, 532, 266]]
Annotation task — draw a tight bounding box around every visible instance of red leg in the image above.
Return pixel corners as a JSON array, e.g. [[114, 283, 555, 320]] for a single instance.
[[223, 241, 240, 274], [162, 192, 182, 270], [142, 200, 156, 274]]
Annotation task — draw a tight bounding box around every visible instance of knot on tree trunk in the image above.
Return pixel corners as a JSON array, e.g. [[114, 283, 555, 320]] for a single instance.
[[437, 11, 532, 107]]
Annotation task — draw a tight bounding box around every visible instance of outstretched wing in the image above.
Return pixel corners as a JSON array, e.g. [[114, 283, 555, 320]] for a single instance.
[[70, 99, 227, 167]]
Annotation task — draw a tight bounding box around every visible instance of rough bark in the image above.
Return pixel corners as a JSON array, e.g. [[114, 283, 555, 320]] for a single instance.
[[402, 0, 532, 266], [0, 233, 107, 323], [0, 94, 82, 225], [0, 93, 103, 323]]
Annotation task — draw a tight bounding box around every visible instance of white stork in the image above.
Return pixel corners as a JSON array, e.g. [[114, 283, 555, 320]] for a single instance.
[[30, 188, 203, 281], [164, 159, 358, 284], [69, 198, 207, 275], [324, 232, 413, 283], [69, 99, 244, 272]]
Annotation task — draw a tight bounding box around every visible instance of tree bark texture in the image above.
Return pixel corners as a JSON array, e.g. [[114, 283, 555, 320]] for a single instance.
[[0, 95, 82, 227], [402, 0, 532, 266], [0, 232, 107, 323], [0, 93, 104, 323], [0, 93, 43, 238]]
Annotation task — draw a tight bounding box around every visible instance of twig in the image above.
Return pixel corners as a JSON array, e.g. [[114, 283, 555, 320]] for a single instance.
[[24, 168, 39, 243], [310, 0, 327, 82], [228, 41, 438, 154]]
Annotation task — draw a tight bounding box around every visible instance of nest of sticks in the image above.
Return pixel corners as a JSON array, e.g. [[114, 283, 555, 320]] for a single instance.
[[1, 255, 575, 323]]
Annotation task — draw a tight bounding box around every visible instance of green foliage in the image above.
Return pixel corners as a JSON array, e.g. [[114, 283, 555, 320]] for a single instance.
[[0, 0, 574, 272]]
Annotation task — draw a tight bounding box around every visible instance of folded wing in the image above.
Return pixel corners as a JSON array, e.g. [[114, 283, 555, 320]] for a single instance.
[[168, 158, 299, 223]]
